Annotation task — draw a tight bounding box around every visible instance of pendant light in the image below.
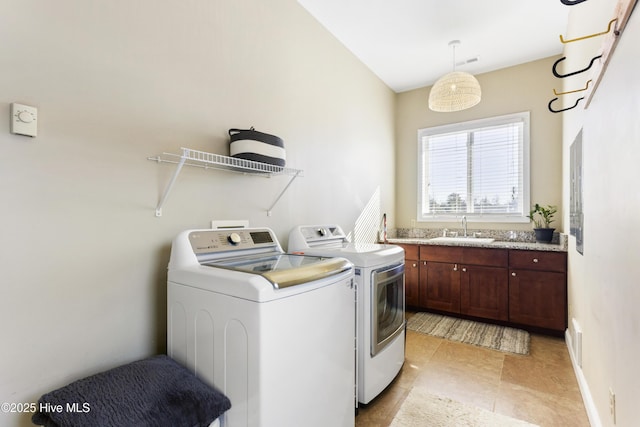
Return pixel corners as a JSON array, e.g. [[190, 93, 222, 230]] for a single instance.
[[428, 40, 481, 112]]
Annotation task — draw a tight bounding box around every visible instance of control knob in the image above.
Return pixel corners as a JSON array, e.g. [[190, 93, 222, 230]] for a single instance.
[[17, 110, 35, 123], [227, 232, 242, 245]]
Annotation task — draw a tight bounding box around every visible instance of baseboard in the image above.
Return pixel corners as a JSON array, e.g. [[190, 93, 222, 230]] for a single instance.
[[565, 329, 601, 427]]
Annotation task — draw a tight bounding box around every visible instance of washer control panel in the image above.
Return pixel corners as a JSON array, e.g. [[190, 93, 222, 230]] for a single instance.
[[189, 228, 278, 255]]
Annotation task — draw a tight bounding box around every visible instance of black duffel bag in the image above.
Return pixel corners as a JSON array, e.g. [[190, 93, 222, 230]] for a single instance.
[[229, 127, 286, 167]]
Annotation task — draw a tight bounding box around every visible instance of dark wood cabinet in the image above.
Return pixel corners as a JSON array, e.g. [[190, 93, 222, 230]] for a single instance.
[[509, 250, 566, 272], [397, 244, 420, 307], [418, 260, 428, 307], [404, 258, 421, 307], [461, 264, 508, 321], [419, 246, 462, 314], [508, 250, 567, 331], [419, 246, 508, 320], [424, 261, 461, 313], [396, 242, 567, 335], [420, 245, 463, 263]]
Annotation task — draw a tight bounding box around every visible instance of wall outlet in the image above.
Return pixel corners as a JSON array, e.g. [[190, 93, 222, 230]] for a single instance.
[[609, 387, 616, 424], [571, 318, 582, 368]]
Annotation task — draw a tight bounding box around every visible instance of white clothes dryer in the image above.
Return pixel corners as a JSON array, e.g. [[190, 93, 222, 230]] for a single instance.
[[168, 228, 356, 427], [288, 225, 405, 404]]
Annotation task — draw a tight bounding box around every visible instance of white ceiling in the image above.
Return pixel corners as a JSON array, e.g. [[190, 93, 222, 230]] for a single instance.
[[298, 0, 570, 92]]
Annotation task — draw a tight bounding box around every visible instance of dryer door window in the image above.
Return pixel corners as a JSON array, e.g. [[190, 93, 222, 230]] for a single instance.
[[371, 263, 405, 356]]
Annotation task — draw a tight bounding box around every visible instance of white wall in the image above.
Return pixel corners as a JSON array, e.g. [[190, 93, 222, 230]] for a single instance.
[[562, 2, 640, 426], [0, 1, 395, 425]]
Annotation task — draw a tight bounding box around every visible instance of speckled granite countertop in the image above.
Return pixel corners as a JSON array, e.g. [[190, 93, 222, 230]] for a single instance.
[[387, 237, 567, 252], [385, 228, 568, 252]]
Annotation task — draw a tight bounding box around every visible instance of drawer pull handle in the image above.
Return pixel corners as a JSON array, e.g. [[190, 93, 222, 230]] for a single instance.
[[412, 263, 417, 268], [453, 264, 458, 271], [462, 267, 467, 272], [533, 258, 539, 263], [512, 272, 517, 277]]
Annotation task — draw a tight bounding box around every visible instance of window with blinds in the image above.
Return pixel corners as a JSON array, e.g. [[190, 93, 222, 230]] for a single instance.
[[417, 112, 530, 222]]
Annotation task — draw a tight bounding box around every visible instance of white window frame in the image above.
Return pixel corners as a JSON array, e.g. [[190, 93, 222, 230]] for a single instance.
[[417, 112, 530, 223]]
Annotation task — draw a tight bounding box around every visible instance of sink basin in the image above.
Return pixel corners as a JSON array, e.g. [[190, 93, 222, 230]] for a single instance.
[[430, 237, 495, 244]]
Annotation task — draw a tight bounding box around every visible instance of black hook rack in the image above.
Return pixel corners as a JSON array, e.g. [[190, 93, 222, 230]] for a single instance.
[[552, 55, 603, 78], [560, 0, 589, 5], [548, 97, 585, 113], [551, 0, 637, 109]]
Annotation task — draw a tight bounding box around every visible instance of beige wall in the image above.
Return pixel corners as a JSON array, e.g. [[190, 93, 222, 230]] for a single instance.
[[0, 1, 395, 425], [562, 1, 640, 426], [395, 57, 563, 232]]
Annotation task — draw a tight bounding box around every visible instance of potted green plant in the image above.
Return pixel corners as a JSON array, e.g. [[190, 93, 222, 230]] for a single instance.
[[527, 203, 557, 243]]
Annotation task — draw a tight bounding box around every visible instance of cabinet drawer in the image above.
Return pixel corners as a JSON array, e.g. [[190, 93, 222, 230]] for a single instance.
[[397, 244, 419, 260], [420, 245, 464, 262], [462, 247, 508, 267], [509, 250, 567, 272]]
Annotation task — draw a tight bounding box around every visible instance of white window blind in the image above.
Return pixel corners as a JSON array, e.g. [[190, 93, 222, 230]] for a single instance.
[[417, 112, 530, 222]]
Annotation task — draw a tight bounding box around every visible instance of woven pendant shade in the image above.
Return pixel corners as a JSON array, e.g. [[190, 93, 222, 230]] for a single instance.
[[428, 40, 481, 112], [428, 71, 481, 112]]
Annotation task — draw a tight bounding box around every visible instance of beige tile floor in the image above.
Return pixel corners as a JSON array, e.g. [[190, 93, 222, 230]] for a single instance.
[[356, 315, 590, 427]]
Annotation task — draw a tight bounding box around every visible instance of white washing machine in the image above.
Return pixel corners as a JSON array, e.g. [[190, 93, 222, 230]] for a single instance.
[[168, 227, 356, 427], [288, 225, 405, 404]]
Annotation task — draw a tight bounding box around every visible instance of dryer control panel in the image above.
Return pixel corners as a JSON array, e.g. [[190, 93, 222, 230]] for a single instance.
[[289, 224, 348, 249]]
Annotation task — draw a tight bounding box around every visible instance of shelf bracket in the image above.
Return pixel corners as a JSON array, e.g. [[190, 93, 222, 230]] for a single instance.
[[267, 170, 302, 216], [154, 154, 187, 217]]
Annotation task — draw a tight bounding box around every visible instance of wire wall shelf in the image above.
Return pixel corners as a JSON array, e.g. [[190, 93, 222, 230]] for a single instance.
[[148, 147, 303, 217]]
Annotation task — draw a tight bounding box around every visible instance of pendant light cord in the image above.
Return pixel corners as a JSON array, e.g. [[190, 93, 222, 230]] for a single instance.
[[452, 43, 456, 71]]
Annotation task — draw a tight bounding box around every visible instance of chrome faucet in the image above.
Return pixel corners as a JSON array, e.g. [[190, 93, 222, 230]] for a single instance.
[[461, 216, 468, 238]]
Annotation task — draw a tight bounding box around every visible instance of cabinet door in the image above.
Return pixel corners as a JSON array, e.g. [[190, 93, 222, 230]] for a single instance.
[[424, 261, 460, 314], [460, 265, 508, 321], [418, 261, 429, 308], [509, 269, 567, 331], [405, 259, 421, 308]]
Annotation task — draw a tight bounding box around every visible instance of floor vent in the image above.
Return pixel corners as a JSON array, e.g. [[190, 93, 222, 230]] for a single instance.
[[571, 318, 583, 368]]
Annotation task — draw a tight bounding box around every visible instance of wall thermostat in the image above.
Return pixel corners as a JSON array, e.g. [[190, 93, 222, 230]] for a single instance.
[[11, 103, 38, 137]]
